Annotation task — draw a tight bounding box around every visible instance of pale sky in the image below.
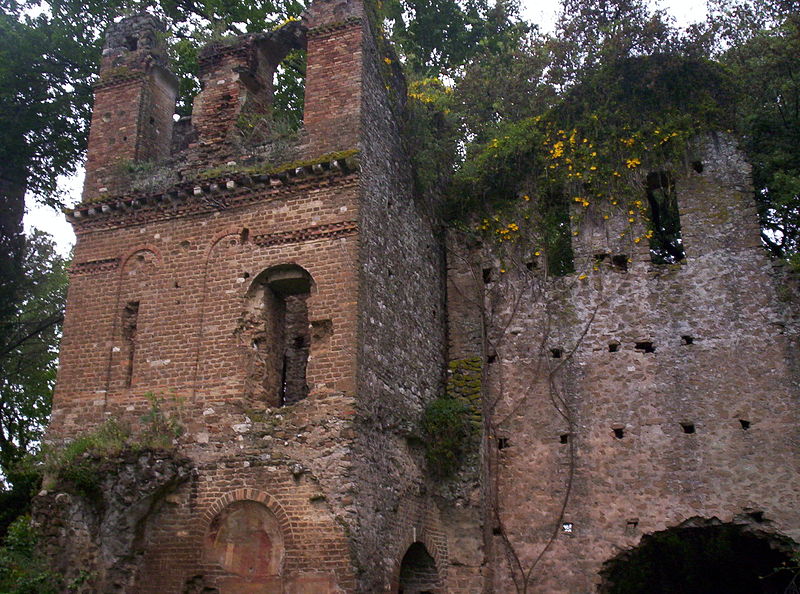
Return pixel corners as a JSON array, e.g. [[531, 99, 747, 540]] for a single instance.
[[24, 0, 705, 255]]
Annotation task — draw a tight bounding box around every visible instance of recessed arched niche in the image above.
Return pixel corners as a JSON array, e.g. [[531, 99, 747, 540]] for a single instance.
[[241, 264, 313, 407], [204, 500, 285, 578]]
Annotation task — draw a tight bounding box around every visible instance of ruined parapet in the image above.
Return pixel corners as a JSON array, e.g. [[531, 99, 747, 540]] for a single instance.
[[82, 14, 178, 201], [190, 22, 306, 162], [302, 0, 367, 156]]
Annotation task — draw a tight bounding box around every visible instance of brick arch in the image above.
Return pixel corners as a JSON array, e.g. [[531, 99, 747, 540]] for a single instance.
[[205, 227, 250, 259], [118, 245, 162, 271], [244, 262, 316, 297], [201, 487, 295, 545], [389, 506, 448, 592]]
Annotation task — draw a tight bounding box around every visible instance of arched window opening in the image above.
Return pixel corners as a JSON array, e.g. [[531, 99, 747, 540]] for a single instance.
[[398, 542, 440, 594], [599, 518, 797, 593], [244, 264, 312, 407]]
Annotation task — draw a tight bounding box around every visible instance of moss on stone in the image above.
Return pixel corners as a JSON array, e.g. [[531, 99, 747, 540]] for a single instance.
[[197, 149, 360, 180], [421, 357, 482, 478]]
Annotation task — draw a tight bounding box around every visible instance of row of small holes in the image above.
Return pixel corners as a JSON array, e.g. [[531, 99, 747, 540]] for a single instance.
[[494, 419, 752, 450]]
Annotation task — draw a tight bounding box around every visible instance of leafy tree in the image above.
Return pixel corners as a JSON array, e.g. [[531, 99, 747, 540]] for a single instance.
[[0, 231, 68, 533], [709, 0, 800, 260]]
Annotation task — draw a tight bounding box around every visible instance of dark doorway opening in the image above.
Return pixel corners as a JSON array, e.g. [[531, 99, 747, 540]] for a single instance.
[[599, 518, 797, 593], [398, 541, 440, 594]]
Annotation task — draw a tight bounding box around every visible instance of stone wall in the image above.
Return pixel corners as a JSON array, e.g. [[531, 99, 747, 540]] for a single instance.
[[353, 8, 449, 591], [445, 134, 800, 592]]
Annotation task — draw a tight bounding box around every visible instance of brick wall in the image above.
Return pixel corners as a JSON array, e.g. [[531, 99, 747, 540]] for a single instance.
[[82, 15, 177, 200]]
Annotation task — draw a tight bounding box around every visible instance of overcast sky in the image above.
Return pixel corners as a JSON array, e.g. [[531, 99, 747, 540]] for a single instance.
[[24, 0, 706, 255]]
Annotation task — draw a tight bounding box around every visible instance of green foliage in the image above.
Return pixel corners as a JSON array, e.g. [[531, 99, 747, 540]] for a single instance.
[[421, 397, 474, 479], [139, 393, 184, 448], [0, 9, 93, 204], [717, 10, 800, 259], [380, 0, 530, 77], [421, 358, 481, 478], [0, 516, 61, 594], [41, 394, 183, 499], [0, 231, 68, 484]]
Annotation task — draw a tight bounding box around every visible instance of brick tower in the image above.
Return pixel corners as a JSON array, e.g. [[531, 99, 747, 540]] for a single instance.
[[42, 2, 448, 591]]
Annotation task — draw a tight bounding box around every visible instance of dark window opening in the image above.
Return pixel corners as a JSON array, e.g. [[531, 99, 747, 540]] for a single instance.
[[124, 35, 138, 51], [611, 255, 629, 272], [487, 353, 497, 364], [122, 301, 140, 388], [245, 265, 312, 407], [747, 510, 764, 523], [681, 335, 694, 345], [613, 427, 625, 439], [497, 437, 509, 450], [646, 172, 685, 264], [240, 228, 249, 244], [525, 260, 537, 271], [608, 342, 620, 353], [482, 268, 492, 284], [560, 433, 569, 444], [635, 341, 655, 353], [542, 188, 575, 276], [492, 526, 502, 535], [681, 422, 696, 434], [691, 160, 704, 174], [279, 293, 310, 406], [550, 348, 563, 359], [739, 419, 751, 430]]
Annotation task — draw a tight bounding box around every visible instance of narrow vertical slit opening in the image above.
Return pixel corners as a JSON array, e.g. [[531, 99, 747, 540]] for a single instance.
[[122, 301, 140, 388], [646, 171, 685, 264]]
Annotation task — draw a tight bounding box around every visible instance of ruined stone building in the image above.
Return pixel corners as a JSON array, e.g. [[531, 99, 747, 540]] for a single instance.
[[38, 0, 800, 592]]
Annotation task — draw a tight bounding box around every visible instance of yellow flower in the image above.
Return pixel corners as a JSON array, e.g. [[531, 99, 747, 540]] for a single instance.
[[534, 251, 541, 256], [629, 218, 635, 223], [603, 215, 609, 220], [522, 195, 530, 201], [634, 237, 641, 243], [579, 274, 587, 280], [384, 57, 392, 64], [626, 158, 641, 169]]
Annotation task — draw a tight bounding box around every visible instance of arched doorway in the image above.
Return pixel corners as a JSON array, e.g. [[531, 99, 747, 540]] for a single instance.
[[398, 541, 441, 594], [599, 518, 797, 593]]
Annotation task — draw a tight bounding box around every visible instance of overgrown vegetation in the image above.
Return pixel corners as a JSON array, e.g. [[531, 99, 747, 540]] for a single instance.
[[422, 358, 482, 478], [41, 393, 183, 500], [0, 516, 62, 594]]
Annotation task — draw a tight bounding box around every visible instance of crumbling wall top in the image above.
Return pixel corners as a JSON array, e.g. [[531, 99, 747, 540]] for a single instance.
[[102, 13, 169, 70], [303, 0, 364, 29]]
